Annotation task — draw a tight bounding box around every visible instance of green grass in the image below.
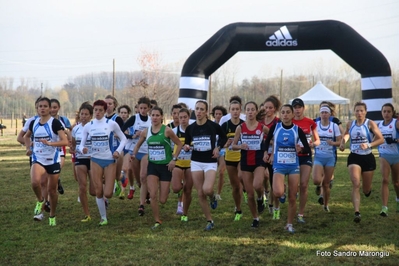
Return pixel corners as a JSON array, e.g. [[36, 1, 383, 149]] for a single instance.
[[0, 136, 398, 266]]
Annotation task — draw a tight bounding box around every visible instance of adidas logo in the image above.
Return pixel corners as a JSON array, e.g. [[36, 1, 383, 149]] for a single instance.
[[266, 26, 298, 47]]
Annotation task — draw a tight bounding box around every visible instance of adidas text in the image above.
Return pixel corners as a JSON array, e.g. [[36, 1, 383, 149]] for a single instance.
[[266, 39, 298, 47]]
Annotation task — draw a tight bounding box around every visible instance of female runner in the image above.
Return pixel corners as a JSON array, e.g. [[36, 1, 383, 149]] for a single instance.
[[264, 104, 310, 233], [122, 97, 152, 214], [339, 102, 384, 223], [291, 98, 320, 223], [171, 108, 194, 220], [378, 103, 399, 216], [312, 106, 342, 212], [131, 106, 182, 229], [183, 100, 227, 231], [78, 100, 127, 226], [24, 97, 68, 226], [71, 103, 95, 222], [221, 100, 244, 221], [232, 101, 269, 228]]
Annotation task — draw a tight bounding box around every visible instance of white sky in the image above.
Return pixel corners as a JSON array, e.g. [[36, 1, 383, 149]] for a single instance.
[[0, 0, 398, 88]]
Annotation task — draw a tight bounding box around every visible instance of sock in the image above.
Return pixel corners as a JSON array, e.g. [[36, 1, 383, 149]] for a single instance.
[[254, 217, 259, 221], [207, 220, 213, 224], [130, 186, 134, 190], [396, 197, 399, 202], [355, 211, 360, 216], [96, 197, 107, 220], [298, 213, 303, 217], [274, 207, 280, 211], [236, 210, 242, 214]]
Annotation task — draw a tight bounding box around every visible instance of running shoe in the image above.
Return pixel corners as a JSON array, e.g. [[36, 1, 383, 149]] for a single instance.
[[99, 218, 108, 226], [215, 194, 222, 201], [264, 191, 269, 205], [57, 179, 64, 194], [127, 188, 135, 200], [114, 180, 121, 196], [49, 216, 56, 226], [204, 221, 214, 231], [181, 215, 188, 222], [364, 190, 372, 197], [315, 185, 321, 196], [234, 211, 243, 221], [44, 201, 50, 213], [279, 194, 286, 204], [257, 198, 265, 214], [118, 190, 125, 200], [354, 212, 361, 223], [146, 192, 151, 204], [176, 202, 183, 215], [251, 219, 259, 228], [285, 224, 295, 233], [268, 205, 274, 214], [273, 209, 280, 220], [210, 195, 218, 210], [379, 206, 388, 217], [138, 205, 145, 216], [151, 222, 162, 230], [34, 200, 44, 215], [81, 215, 92, 222], [243, 191, 248, 204], [297, 214, 306, 223], [34, 213, 44, 221], [318, 196, 324, 205], [324, 206, 330, 212]]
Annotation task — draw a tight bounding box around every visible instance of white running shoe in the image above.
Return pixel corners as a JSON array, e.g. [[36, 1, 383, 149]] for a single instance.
[[176, 203, 183, 215], [34, 213, 44, 221]]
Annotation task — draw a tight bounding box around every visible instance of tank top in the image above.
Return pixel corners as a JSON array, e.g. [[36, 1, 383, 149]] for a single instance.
[[378, 118, 399, 155], [173, 125, 192, 168], [349, 119, 373, 155], [272, 122, 300, 169], [146, 125, 173, 164], [240, 122, 264, 166]]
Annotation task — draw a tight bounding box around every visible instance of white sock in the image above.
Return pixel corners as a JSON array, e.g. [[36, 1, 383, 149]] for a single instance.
[[130, 186, 134, 190], [96, 197, 107, 220], [396, 197, 399, 202]]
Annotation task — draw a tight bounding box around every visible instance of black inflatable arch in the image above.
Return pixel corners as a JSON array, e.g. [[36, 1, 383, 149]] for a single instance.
[[178, 20, 392, 120]]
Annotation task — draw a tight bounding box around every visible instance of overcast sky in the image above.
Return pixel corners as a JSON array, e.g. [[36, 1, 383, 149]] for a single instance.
[[0, 0, 398, 88]]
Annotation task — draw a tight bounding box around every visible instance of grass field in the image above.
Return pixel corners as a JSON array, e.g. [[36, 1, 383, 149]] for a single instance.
[[0, 120, 398, 265]]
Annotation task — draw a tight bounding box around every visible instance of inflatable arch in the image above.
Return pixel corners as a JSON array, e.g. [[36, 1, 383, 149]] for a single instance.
[[178, 20, 392, 120]]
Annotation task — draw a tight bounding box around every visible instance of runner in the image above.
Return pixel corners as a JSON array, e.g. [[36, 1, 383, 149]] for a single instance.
[[222, 100, 244, 221], [259, 95, 281, 218], [122, 96, 151, 214], [378, 103, 399, 216], [232, 101, 269, 228], [263, 104, 311, 233], [24, 97, 68, 226], [339, 102, 384, 223], [71, 103, 95, 222], [211, 105, 227, 200], [78, 99, 127, 226], [183, 100, 227, 231], [171, 108, 193, 219], [312, 105, 342, 212], [117, 104, 132, 199], [291, 98, 320, 223], [131, 106, 183, 229]]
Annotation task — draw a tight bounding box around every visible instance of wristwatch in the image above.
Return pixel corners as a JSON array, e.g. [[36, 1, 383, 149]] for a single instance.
[[172, 157, 177, 161]]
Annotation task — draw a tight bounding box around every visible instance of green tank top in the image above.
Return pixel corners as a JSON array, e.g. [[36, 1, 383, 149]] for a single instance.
[[146, 124, 173, 164]]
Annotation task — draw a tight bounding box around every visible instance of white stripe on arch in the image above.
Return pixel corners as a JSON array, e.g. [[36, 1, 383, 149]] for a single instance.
[[361, 76, 392, 91], [179, 77, 209, 91]]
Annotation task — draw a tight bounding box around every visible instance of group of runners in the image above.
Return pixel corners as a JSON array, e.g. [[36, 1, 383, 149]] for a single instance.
[[17, 93, 399, 233]]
